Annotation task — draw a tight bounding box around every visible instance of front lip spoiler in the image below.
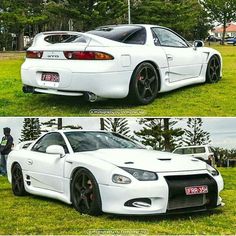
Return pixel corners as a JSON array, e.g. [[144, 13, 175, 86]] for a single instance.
[[108, 203, 224, 217]]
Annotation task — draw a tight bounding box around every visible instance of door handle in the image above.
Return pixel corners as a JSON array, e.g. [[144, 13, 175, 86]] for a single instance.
[[27, 159, 33, 165], [167, 54, 173, 61]]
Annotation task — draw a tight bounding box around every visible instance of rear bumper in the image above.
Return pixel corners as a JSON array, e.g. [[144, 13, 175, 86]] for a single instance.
[[21, 60, 133, 99]]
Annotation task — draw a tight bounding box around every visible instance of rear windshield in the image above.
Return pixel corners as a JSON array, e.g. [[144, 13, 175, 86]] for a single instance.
[[87, 25, 146, 45]]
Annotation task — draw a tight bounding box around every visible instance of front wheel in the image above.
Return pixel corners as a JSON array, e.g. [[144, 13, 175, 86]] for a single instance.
[[206, 55, 221, 83], [71, 168, 102, 216], [128, 62, 159, 105], [11, 163, 27, 196]]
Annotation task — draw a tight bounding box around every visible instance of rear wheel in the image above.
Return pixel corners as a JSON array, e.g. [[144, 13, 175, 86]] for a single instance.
[[11, 163, 27, 196], [71, 168, 102, 216], [128, 62, 159, 105], [206, 55, 221, 83]]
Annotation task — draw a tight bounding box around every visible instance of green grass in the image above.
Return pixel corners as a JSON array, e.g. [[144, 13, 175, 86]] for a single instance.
[[0, 45, 236, 116], [0, 168, 235, 235]]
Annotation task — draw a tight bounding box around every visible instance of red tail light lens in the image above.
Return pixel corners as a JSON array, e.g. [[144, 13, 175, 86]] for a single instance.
[[64, 51, 114, 60], [26, 51, 43, 59]]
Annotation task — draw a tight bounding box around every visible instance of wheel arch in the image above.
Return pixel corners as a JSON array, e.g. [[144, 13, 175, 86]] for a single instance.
[[69, 166, 98, 201], [69, 165, 103, 214], [130, 60, 162, 91], [8, 161, 21, 183]]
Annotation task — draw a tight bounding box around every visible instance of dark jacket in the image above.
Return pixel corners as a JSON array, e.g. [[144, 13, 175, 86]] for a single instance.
[[0, 135, 14, 155]]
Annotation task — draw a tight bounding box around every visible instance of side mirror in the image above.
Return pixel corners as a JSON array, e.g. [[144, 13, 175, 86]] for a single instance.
[[146, 145, 153, 150], [193, 40, 204, 50], [46, 145, 65, 158]]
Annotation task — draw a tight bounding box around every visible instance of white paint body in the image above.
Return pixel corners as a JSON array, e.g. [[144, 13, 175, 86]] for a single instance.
[[7, 130, 224, 215], [21, 25, 222, 99]]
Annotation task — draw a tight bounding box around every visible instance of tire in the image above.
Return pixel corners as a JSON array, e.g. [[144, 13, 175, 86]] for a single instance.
[[11, 163, 27, 196], [206, 55, 221, 83], [71, 168, 102, 216], [128, 62, 159, 105]]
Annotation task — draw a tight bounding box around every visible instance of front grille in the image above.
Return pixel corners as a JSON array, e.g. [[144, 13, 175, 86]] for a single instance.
[[165, 174, 218, 212]]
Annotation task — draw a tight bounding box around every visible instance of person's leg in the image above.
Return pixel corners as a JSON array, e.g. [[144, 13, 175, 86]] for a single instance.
[[0, 155, 4, 174], [1, 155, 7, 175]]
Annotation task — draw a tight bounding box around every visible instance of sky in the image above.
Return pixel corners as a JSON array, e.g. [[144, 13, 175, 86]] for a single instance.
[[0, 117, 236, 149]]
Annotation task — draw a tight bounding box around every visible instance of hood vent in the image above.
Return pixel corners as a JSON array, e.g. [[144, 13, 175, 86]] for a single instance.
[[157, 158, 172, 161]]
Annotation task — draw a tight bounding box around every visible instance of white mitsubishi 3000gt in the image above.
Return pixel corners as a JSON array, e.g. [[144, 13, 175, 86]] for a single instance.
[[7, 130, 224, 216], [21, 24, 222, 104]]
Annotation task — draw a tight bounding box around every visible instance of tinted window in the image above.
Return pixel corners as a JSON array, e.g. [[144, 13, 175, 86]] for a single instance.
[[193, 147, 205, 154], [173, 148, 183, 154], [32, 133, 68, 153], [152, 27, 188, 48], [87, 26, 146, 45], [183, 148, 192, 154], [22, 142, 32, 149], [65, 131, 143, 153], [208, 146, 215, 153]]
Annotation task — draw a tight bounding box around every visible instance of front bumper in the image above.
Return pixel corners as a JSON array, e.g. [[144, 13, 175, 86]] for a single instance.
[[99, 171, 224, 215]]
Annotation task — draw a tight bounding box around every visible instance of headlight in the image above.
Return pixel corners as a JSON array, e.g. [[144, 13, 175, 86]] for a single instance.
[[120, 167, 158, 181], [112, 174, 131, 184], [206, 164, 219, 176]]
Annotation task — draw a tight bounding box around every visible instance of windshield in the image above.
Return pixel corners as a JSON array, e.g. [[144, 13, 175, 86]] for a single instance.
[[64, 131, 143, 152]]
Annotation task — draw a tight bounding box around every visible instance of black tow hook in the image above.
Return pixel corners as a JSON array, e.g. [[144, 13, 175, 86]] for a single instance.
[[22, 85, 35, 94]]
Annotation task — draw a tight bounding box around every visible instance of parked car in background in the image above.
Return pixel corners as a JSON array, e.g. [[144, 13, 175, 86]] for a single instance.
[[172, 145, 218, 166], [206, 35, 222, 42], [225, 37, 236, 46], [13, 141, 34, 150]]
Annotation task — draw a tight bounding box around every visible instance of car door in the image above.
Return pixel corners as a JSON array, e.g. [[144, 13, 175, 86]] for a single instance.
[[152, 27, 203, 82], [25, 132, 69, 193]]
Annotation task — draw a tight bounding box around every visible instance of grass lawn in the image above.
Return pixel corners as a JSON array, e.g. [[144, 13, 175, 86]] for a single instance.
[[0, 168, 235, 235], [0, 45, 236, 117]]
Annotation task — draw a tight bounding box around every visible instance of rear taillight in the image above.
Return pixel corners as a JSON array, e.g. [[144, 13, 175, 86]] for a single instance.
[[63, 51, 114, 60], [26, 51, 43, 59]]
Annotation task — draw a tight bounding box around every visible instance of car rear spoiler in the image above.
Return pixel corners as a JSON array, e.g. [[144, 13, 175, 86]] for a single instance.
[[31, 31, 123, 48]]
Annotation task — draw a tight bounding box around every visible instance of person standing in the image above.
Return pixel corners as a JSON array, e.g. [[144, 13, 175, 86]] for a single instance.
[[0, 127, 13, 176]]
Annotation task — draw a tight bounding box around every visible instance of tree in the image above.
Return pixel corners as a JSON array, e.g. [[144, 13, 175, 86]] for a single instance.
[[103, 118, 131, 136], [135, 118, 184, 151], [132, 0, 207, 39], [0, 0, 48, 50], [41, 118, 82, 131], [46, 0, 127, 31], [199, 0, 236, 44], [183, 118, 211, 146], [20, 118, 41, 141]]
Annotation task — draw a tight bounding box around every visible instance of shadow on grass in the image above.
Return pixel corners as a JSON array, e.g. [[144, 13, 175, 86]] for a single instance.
[[23, 82, 207, 109], [105, 208, 224, 222]]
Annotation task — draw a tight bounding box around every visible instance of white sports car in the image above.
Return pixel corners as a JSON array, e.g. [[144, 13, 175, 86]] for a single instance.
[[7, 130, 224, 216], [21, 24, 222, 104]]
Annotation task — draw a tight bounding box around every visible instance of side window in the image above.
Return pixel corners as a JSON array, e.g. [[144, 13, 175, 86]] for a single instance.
[[123, 28, 147, 45], [32, 133, 69, 154], [173, 148, 183, 154], [208, 146, 215, 153], [152, 27, 188, 48], [193, 147, 205, 154], [183, 148, 192, 154]]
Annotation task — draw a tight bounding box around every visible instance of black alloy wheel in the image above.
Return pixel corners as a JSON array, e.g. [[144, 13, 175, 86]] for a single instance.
[[129, 62, 159, 105], [206, 55, 221, 83], [71, 168, 102, 216], [12, 163, 27, 196]]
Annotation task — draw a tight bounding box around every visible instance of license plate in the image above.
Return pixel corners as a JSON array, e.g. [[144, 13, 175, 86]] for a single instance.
[[185, 185, 208, 195], [41, 73, 60, 82]]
